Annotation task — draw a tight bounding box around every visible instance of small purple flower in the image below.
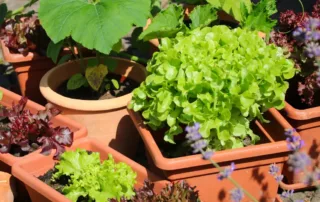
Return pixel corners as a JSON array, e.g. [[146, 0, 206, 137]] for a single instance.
[[287, 152, 311, 173], [275, 175, 284, 183], [202, 150, 214, 160], [191, 140, 207, 153], [284, 128, 296, 137], [218, 162, 235, 180], [307, 18, 320, 30], [269, 163, 280, 175], [230, 188, 244, 202], [305, 42, 320, 58], [293, 27, 306, 41], [281, 190, 294, 198], [186, 123, 202, 142]]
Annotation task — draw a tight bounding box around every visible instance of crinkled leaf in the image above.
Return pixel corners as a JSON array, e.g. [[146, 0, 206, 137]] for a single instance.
[[85, 64, 108, 91], [67, 73, 87, 90], [139, 4, 184, 41], [47, 41, 64, 63], [189, 4, 218, 30], [39, 0, 151, 54]]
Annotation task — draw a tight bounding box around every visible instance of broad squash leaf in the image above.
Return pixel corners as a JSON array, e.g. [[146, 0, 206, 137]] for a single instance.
[[67, 73, 87, 90], [189, 4, 218, 30], [47, 41, 64, 63], [139, 4, 184, 41], [85, 64, 108, 91], [39, 0, 151, 54]]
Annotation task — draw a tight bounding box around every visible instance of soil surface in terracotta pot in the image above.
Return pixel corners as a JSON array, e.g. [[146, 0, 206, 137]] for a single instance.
[[57, 74, 139, 100]]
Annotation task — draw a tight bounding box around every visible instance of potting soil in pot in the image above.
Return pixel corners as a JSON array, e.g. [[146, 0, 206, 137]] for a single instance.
[[57, 74, 139, 100], [280, 189, 320, 202]]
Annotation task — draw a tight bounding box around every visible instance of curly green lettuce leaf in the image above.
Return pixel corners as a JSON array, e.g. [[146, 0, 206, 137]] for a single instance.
[[53, 149, 137, 202], [39, 0, 151, 54], [129, 25, 296, 150], [242, 0, 277, 35], [139, 4, 184, 41]]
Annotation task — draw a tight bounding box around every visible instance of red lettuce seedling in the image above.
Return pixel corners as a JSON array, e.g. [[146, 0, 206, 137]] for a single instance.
[[0, 97, 73, 159]]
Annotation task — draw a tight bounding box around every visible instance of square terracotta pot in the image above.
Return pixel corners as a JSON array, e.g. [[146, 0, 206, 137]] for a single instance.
[[12, 138, 169, 202], [128, 107, 298, 202], [0, 87, 87, 173], [281, 102, 320, 188]]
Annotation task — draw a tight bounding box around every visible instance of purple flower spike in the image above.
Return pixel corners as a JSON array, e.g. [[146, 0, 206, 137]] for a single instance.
[[275, 175, 284, 183], [218, 162, 236, 180], [269, 163, 280, 175], [230, 188, 244, 202], [305, 42, 320, 58], [186, 123, 202, 142], [191, 140, 207, 153], [202, 150, 214, 160], [284, 128, 296, 137], [281, 190, 294, 198], [287, 152, 311, 173]]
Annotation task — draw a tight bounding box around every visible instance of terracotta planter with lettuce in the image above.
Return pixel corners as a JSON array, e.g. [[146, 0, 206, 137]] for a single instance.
[[0, 87, 87, 173], [12, 138, 169, 202]]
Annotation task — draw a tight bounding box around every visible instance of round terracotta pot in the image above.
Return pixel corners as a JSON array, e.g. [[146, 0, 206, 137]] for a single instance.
[[0, 172, 16, 202], [40, 57, 147, 158]]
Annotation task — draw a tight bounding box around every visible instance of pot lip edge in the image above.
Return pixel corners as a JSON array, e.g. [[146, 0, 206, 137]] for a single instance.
[[40, 56, 147, 112]]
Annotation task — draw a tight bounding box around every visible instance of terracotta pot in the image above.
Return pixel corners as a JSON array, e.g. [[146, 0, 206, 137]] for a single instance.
[[0, 40, 56, 105], [128, 107, 298, 202], [12, 138, 169, 202], [0, 172, 16, 202], [281, 102, 320, 186], [0, 87, 87, 173], [275, 194, 283, 202], [40, 57, 146, 159]]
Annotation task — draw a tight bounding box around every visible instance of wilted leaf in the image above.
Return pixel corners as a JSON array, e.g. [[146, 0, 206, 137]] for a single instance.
[[85, 64, 108, 91]]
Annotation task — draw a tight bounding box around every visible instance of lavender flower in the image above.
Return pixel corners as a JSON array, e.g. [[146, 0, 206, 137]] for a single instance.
[[285, 128, 304, 152], [305, 42, 320, 58], [191, 140, 207, 153], [269, 163, 284, 183], [218, 162, 235, 180], [230, 188, 244, 202], [287, 152, 311, 173], [281, 190, 294, 198], [202, 150, 214, 160], [185, 123, 201, 142], [275, 175, 284, 183]]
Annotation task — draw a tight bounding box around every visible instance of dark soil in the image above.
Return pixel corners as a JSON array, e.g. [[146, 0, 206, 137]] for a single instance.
[[280, 189, 320, 202], [56, 74, 140, 101]]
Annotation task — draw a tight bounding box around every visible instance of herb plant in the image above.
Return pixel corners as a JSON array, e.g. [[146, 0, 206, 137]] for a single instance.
[[0, 97, 73, 159], [39, 0, 151, 95], [51, 149, 137, 202], [140, 0, 277, 42], [129, 25, 296, 150]]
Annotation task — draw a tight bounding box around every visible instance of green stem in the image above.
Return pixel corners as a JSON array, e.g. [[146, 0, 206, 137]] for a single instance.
[[112, 51, 148, 64], [201, 149, 259, 202], [6, 0, 39, 18], [76, 43, 86, 71]]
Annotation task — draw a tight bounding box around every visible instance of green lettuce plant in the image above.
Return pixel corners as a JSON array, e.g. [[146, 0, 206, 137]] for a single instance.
[[129, 25, 296, 150], [38, 0, 151, 94], [52, 149, 137, 202]]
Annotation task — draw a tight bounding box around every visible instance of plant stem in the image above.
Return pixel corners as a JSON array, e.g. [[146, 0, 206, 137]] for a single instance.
[[200, 149, 259, 202], [6, 0, 39, 18], [112, 51, 148, 64], [76, 43, 86, 71]]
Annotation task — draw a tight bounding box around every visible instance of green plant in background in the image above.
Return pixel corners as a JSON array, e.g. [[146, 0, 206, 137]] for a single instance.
[[172, 0, 206, 5], [129, 25, 296, 150], [39, 0, 151, 94], [53, 149, 137, 202], [140, 0, 277, 43]]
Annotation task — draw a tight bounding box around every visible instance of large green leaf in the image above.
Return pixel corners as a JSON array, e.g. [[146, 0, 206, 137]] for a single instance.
[[47, 41, 64, 63], [39, 0, 151, 54], [139, 4, 184, 41], [189, 4, 218, 30]]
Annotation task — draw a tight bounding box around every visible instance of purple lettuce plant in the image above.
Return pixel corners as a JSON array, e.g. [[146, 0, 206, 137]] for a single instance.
[[0, 97, 73, 159]]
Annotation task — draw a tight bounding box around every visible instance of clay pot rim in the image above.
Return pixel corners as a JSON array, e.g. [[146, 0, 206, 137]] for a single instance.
[[279, 180, 318, 191], [128, 107, 295, 170], [0, 87, 88, 166], [284, 101, 320, 121], [40, 57, 147, 112]]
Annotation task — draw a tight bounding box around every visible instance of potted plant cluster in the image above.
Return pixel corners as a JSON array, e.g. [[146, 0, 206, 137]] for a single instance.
[[0, 87, 87, 173], [269, 0, 320, 188], [11, 138, 200, 202]]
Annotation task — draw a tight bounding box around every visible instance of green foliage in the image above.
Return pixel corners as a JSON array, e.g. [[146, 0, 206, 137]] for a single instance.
[[139, 4, 185, 41], [67, 73, 87, 90], [207, 0, 252, 22], [38, 0, 151, 55], [129, 26, 296, 150], [47, 41, 64, 63], [53, 149, 137, 202], [139, 4, 218, 41], [111, 79, 120, 90], [172, 0, 205, 5], [0, 3, 7, 26], [85, 64, 109, 91], [242, 0, 277, 35]]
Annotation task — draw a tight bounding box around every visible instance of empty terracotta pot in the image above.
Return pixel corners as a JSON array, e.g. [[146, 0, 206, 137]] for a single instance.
[[281, 102, 320, 187], [40, 57, 146, 158], [128, 107, 298, 202], [0, 87, 87, 173], [0, 172, 16, 202], [12, 138, 169, 202]]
